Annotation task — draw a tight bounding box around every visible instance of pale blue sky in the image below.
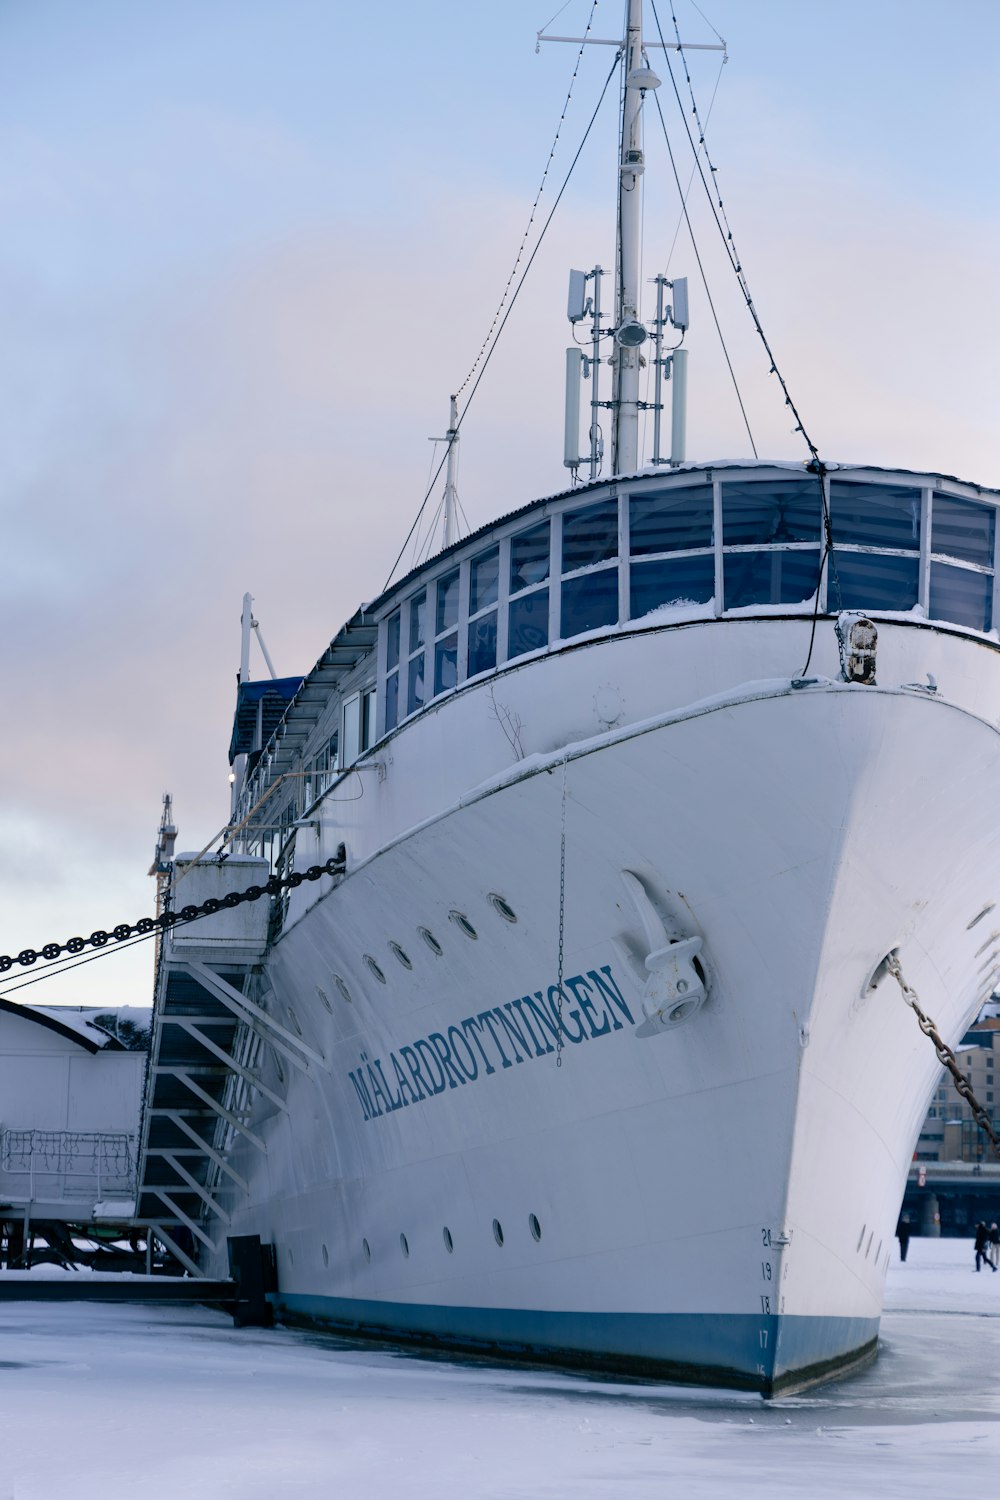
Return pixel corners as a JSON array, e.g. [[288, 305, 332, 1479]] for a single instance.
[[1, 0, 997, 1005]]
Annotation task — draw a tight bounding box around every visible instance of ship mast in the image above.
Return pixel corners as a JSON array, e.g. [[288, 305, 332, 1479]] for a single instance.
[[611, 0, 653, 476]]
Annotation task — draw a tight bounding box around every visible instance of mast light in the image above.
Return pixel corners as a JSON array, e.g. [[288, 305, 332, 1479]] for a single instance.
[[615, 319, 648, 349]]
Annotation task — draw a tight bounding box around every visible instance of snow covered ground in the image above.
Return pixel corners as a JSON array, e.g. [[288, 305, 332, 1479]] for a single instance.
[[1, 1237, 998, 1499]]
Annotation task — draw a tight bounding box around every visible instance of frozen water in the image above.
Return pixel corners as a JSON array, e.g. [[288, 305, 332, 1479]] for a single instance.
[[1, 1238, 998, 1498]]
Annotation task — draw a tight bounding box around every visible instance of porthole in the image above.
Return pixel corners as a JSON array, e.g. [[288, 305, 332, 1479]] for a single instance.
[[316, 985, 333, 1014], [488, 893, 518, 924], [876, 1240, 883, 1265], [334, 974, 353, 1005], [400, 1233, 410, 1257], [362, 1238, 371, 1262], [419, 926, 443, 956], [856, 1224, 866, 1253], [450, 910, 478, 940], [865, 1230, 874, 1258], [286, 1004, 302, 1036], [492, 1218, 504, 1247], [443, 1227, 454, 1253], [389, 941, 413, 970], [968, 903, 996, 930], [321, 1244, 329, 1268], [364, 954, 387, 984], [528, 1213, 541, 1242]]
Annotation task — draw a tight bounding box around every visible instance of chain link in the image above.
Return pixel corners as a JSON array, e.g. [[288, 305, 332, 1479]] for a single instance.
[[0, 857, 344, 976], [887, 953, 1000, 1160]]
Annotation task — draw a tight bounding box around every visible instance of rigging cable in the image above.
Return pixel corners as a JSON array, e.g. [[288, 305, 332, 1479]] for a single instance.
[[649, 82, 758, 457], [651, 0, 819, 464], [652, 0, 840, 673], [383, 46, 622, 590]]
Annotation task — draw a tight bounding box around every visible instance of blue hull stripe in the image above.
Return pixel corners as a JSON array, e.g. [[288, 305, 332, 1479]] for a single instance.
[[277, 1292, 879, 1391]]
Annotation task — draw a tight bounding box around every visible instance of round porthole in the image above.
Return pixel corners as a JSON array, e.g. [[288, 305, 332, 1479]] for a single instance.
[[400, 1233, 410, 1257], [443, 1227, 454, 1253], [488, 893, 518, 924], [450, 910, 478, 940], [528, 1213, 541, 1242], [321, 1244, 329, 1268], [389, 941, 413, 970], [362, 1238, 371, 1262], [364, 955, 387, 984], [316, 985, 333, 1014], [419, 926, 443, 956], [492, 1218, 504, 1247], [334, 975, 353, 1005]]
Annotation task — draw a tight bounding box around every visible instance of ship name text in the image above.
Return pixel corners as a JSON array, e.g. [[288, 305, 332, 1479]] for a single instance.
[[347, 964, 634, 1123]]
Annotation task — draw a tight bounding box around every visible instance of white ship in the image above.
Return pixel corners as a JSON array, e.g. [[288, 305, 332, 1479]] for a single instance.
[[137, 3, 1000, 1394]]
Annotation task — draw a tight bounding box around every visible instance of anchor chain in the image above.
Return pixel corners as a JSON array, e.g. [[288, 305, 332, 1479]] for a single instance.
[[0, 857, 344, 975], [887, 953, 1000, 1159]]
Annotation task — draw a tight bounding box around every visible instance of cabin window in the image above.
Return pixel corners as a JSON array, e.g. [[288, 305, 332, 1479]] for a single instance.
[[629, 483, 713, 617], [471, 547, 500, 613], [436, 568, 460, 634], [468, 612, 497, 676], [561, 499, 619, 636], [510, 521, 550, 592], [431, 569, 460, 698], [407, 590, 427, 713], [384, 611, 401, 732], [827, 481, 921, 612], [509, 587, 549, 658], [361, 687, 376, 751], [929, 494, 995, 631], [631, 554, 714, 616], [724, 548, 820, 609], [468, 546, 500, 677], [562, 498, 618, 571], [508, 521, 550, 659], [630, 483, 712, 556], [342, 693, 361, 765], [722, 480, 821, 609]]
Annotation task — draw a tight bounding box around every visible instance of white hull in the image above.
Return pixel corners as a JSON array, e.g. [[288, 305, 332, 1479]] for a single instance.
[[193, 618, 1000, 1393]]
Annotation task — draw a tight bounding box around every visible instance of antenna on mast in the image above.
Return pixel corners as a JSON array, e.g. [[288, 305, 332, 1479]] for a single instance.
[[555, 1, 709, 476]]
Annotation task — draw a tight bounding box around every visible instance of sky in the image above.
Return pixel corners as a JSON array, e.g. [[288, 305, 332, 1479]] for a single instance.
[[1, 0, 998, 1007]]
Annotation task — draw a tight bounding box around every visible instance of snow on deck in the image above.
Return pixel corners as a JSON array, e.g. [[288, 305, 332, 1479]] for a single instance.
[[0, 1238, 997, 1498]]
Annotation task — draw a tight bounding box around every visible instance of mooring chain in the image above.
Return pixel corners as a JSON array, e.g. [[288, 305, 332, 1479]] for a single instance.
[[887, 953, 1000, 1160], [0, 857, 344, 975]]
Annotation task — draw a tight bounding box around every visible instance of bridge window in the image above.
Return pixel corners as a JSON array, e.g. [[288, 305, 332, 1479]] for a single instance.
[[929, 494, 995, 632], [828, 482, 922, 612], [384, 610, 401, 732], [432, 568, 460, 697], [724, 548, 820, 609], [468, 546, 499, 678], [561, 498, 619, 635], [407, 590, 427, 714], [628, 483, 713, 617], [509, 521, 551, 659]]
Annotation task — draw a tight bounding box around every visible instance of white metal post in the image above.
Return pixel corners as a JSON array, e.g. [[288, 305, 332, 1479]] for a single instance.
[[612, 0, 647, 476], [443, 395, 460, 548]]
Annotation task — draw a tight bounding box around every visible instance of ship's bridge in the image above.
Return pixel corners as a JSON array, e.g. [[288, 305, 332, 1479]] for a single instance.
[[372, 461, 999, 739]]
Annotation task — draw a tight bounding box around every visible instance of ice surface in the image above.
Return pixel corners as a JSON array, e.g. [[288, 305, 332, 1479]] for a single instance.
[[1, 1238, 998, 1499]]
